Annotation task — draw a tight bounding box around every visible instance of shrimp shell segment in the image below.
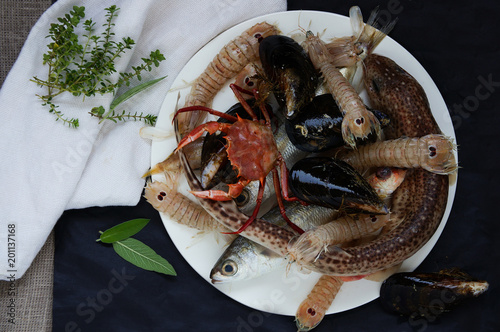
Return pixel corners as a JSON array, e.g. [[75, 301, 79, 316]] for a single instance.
[[341, 134, 458, 175]]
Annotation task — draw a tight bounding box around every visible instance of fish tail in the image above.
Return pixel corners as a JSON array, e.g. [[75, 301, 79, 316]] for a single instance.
[[359, 7, 398, 54]]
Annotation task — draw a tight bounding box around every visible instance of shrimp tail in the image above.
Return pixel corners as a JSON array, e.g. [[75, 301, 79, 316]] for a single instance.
[[295, 275, 344, 331], [143, 151, 183, 192]]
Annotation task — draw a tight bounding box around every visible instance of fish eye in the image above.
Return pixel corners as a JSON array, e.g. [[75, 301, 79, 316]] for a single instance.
[[235, 189, 250, 207], [376, 167, 391, 180], [222, 260, 237, 276]]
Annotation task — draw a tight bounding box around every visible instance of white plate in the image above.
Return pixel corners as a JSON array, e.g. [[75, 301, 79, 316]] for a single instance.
[[150, 10, 457, 316]]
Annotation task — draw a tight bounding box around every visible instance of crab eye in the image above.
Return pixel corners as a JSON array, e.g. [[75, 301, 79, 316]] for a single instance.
[[222, 260, 237, 276], [235, 189, 250, 207], [429, 146, 437, 158], [254, 33, 264, 42]]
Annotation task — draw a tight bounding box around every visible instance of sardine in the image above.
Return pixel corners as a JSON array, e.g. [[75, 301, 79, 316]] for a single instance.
[[210, 202, 337, 283], [209, 236, 285, 284]]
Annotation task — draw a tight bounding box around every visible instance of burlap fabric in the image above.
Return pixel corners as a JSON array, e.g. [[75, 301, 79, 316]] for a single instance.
[[0, 1, 54, 331]]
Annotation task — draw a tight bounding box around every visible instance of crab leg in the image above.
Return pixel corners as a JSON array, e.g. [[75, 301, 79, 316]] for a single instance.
[[189, 178, 250, 201], [230, 83, 272, 124], [276, 157, 301, 203], [174, 106, 238, 123], [175, 122, 232, 152], [271, 168, 305, 235], [222, 178, 267, 234], [229, 83, 260, 121]]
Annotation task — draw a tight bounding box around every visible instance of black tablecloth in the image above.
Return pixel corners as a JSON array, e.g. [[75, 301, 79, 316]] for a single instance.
[[53, 1, 500, 331]]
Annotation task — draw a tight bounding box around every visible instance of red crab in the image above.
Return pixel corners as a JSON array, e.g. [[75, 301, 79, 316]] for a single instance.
[[174, 84, 304, 235]]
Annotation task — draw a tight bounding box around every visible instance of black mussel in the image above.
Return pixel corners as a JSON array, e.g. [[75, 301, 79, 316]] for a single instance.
[[285, 94, 391, 152], [200, 99, 269, 188], [259, 35, 319, 118], [289, 157, 387, 213], [285, 94, 343, 152], [380, 269, 489, 319]]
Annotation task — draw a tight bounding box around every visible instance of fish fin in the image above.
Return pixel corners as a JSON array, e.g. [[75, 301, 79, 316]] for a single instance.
[[259, 246, 283, 259], [364, 263, 402, 282], [349, 6, 364, 39], [362, 7, 398, 53], [329, 245, 353, 259], [216, 232, 239, 246]]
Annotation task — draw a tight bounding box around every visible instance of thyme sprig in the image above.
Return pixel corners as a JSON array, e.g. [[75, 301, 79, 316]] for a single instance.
[[31, 5, 165, 128]]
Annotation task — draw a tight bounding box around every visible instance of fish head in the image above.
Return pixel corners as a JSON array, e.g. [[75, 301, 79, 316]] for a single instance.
[[210, 258, 240, 284], [367, 167, 407, 199], [363, 54, 413, 109], [209, 237, 255, 284]]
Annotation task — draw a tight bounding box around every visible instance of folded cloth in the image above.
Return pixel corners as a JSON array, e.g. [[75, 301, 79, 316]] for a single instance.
[[0, 0, 286, 280]]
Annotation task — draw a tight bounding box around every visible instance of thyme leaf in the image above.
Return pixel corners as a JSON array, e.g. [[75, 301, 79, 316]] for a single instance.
[[32, 5, 165, 128]]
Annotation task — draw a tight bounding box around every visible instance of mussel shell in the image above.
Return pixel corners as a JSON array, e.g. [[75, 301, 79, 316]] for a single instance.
[[371, 108, 391, 128], [285, 94, 343, 152], [285, 94, 391, 152], [289, 157, 386, 213], [259, 35, 319, 118], [380, 270, 489, 318]]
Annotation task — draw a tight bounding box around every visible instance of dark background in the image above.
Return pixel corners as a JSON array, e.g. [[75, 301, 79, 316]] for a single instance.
[[53, 0, 500, 331]]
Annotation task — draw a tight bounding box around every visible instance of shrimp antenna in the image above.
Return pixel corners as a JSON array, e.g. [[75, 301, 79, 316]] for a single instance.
[[289, 10, 312, 36]]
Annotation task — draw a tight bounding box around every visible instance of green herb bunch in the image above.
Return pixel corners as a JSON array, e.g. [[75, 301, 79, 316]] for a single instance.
[[31, 5, 166, 128]]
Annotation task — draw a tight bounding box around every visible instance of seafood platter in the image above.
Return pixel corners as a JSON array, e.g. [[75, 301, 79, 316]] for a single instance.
[[146, 7, 464, 330]]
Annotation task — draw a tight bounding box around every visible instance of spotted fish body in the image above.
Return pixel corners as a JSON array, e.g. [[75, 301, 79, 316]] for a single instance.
[[304, 53, 450, 275]]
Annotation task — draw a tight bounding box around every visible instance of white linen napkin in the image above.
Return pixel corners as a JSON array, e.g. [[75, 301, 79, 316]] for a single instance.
[[0, 0, 286, 280]]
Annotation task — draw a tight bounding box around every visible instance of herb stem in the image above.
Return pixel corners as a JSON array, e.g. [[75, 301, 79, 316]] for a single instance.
[[32, 5, 164, 128]]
